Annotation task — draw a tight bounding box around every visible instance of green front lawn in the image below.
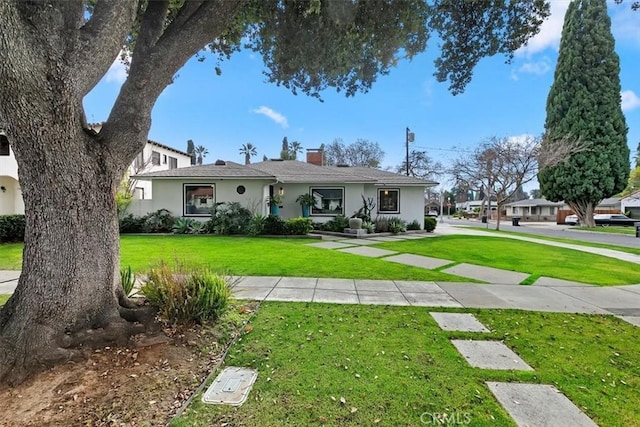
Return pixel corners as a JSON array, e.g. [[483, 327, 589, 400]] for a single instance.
[[2, 234, 640, 285], [375, 235, 640, 285], [574, 226, 635, 235], [173, 303, 640, 427]]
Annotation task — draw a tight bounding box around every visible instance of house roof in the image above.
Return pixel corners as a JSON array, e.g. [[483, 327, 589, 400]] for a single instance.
[[598, 197, 621, 207], [136, 159, 438, 187], [503, 198, 565, 207], [135, 160, 274, 179], [249, 160, 437, 186], [147, 139, 191, 158]]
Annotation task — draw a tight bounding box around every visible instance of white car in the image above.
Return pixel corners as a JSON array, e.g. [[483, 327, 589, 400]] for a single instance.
[[565, 214, 579, 225]]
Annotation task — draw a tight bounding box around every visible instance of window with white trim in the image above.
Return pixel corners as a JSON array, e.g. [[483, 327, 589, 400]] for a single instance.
[[168, 156, 178, 169], [310, 187, 344, 215], [184, 184, 215, 216], [378, 189, 399, 213], [151, 151, 160, 166]]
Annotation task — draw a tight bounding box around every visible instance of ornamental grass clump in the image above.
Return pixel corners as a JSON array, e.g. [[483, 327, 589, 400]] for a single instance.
[[141, 263, 231, 325]]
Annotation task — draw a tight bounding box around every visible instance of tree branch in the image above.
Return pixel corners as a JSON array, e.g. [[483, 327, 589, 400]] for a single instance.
[[104, 0, 248, 163], [72, 0, 140, 97]]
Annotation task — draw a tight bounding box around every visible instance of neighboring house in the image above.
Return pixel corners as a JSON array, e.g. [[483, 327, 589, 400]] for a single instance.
[[457, 199, 497, 214], [132, 153, 438, 227], [596, 197, 621, 212], [620, 192, 640, 217], [0, 131, 24, 215], [0, 127, 190, 215], [503, 198, 564, 220]]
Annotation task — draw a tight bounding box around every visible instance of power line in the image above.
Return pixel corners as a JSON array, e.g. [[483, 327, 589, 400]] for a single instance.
[[413, 145, 474, 154]]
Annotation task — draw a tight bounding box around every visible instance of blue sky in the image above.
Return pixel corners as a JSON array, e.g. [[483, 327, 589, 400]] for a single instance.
[[84, 1, 640, 190]]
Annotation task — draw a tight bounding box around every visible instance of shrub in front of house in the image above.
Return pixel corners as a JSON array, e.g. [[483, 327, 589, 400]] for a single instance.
[[141, 263, 231, 325], [207, 202, 252, 235], [321, 215, 350, 232], [0, 214, 25, 243], [144, 209, 177, 233], [374, 216, 390, 233], [119, 213, 146, 233], [247, 214, 267, 236], [424, 216, 437, 232], [284, 217, 313, 235], [406, 220, 421, 231], [263, 214, 287, 235], [388, 217, 407, 233]]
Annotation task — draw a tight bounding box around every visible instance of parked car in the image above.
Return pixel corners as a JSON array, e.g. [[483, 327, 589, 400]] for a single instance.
[[565, 214, 579, 225], [594, 214, 636, 227], [426, 210, 439, 217]]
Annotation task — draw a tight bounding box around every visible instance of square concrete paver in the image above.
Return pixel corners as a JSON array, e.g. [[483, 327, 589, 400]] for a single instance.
[[384, 253, 452, 270], [394, 281, 440, 293], [486, 382, 597, 427], [431, 312, 489, 332], [313, 289, 359, 304], [451, 340, 533, 370], [234, 276, 280, 288], [306, 241, 355, 250], [366, 236, 402, 242], [316, 278, 355, 290], [532, 277, 593, 287], [437, 283, 512, 309], [483, 285, 608, 314], [442, 264, 529, 285], [358, 291, 408, 306], [553, 286, 640, 310], [354, 279, 398, 292], [404, 292, 462, 308], [265, 287, 314, 302], [337, 239, 380, 246], [337, 246, 397, 258], [233, 287, 273, 300], [275, 277, 317, 289]]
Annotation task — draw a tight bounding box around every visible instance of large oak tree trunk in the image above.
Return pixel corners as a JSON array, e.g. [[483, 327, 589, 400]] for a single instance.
[[0, 112, 144, 385]]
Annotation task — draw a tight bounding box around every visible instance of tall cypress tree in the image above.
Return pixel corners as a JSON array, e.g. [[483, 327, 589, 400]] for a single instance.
[[538, 0, 628, 226]]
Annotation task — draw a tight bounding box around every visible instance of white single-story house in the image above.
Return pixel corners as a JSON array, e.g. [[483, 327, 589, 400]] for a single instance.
[[621, 191, 640, 217], [131, 156, 438, 227], [0, 126, 191, 215], [457, 199, 497, 214], [503, 198, 564, 220]]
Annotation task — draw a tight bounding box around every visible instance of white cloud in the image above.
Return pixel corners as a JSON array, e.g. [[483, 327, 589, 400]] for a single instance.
[[104, 54, 128, 84], [510, 57, 552, 80], [621, 90, 640, 112], [251, 106, 289, 128], [516, 1, 570, 57]]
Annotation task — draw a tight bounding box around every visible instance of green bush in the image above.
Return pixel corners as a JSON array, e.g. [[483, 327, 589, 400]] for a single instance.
[[321, 215, 349, 232], [424, 216, 437, 232], [0, 214, 25, 243], [388, 217, 407, 233], [172, 217, 197, 234], [119, 214, 146, 233], [248, 214, 267, 236], [263, 215, 286, 235], [374, 216, 390, 233], [362, 221, 375, 234], [144, 209, 176, 233], [141, 263, 231, 324], [120, 265, 136, 297], [406, 220, 421, 231], [285, 217, 313, 235], [207, 202, 252, 235]]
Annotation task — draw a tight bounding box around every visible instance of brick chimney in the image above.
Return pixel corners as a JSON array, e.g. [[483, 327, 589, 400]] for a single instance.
[[306, 148, 324, 166]]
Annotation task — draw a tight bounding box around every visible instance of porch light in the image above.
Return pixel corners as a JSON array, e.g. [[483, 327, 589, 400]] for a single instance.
[[384, 189, 389, 196], [278, 187, 284, 196], [0, 186, 5, 193]]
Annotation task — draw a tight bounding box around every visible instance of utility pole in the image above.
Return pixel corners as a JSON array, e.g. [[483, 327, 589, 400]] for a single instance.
[[405, 127, 414, 176]]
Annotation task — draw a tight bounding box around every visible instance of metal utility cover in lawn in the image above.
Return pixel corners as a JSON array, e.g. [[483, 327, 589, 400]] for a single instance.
[[202, 367, 258, 406]]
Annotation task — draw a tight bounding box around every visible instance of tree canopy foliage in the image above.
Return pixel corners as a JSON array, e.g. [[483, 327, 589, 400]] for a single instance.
[[538, 0, 628, 227], [324, 138, 385, 167]]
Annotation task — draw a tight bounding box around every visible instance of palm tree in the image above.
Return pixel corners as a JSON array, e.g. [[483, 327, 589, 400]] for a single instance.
[[194, 145, 208, 165], [239, 142, 258, 165], [288, 141, 303, 160]]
